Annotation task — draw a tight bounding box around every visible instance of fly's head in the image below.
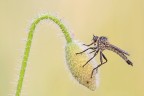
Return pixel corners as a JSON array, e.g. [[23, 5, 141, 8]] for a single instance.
[[99, 36, 108, 45]]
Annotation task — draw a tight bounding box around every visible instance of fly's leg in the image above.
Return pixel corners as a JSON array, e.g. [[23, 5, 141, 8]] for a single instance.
[[88, 46, 98, 54], [89, 50, 96, 54], [83, 49, 99, 67], [101, 52, 108, 63], [91, 52, 108, 78], [76, 47, 96, 55], [83, 42, 94, 46]]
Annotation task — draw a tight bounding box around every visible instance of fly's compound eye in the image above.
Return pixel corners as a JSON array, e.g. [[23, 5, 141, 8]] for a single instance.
[[100, 36, 108, 43]]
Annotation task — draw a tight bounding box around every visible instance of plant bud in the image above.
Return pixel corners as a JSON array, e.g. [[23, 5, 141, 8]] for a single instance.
[[65, 41, 99, 91]]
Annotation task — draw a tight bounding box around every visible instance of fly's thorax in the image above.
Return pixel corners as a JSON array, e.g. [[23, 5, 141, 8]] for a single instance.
[[97, 40, 109, 51]]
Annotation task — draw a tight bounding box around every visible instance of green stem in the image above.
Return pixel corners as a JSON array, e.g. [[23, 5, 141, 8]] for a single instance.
[[15, 14, 72, 96]]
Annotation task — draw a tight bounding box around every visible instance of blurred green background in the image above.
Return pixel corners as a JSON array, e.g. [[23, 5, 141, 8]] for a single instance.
[[0, 0, 144, 96]]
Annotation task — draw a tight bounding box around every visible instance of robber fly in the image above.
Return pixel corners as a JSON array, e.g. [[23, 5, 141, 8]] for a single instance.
[[76, 35, 133, 78]]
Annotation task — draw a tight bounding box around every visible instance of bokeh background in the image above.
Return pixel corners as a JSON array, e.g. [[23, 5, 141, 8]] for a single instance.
[[0, 0, 144, 96]]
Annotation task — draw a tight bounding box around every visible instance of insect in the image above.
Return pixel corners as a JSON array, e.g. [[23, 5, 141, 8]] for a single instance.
[[76, 35, 133, 78]]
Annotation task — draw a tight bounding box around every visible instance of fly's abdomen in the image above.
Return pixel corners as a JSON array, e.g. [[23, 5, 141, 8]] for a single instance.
[[106, 44, 133, 66], [106, 44, 132, 65]]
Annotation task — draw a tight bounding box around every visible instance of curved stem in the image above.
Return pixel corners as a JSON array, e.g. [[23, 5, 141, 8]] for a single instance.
[[15, 14, 72, 96]]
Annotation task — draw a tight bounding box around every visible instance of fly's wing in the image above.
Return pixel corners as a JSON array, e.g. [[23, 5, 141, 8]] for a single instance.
[[109, 44, 130, 56]]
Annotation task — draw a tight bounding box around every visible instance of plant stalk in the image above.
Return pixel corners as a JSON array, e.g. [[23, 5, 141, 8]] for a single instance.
[[15, 14, 72, 96]]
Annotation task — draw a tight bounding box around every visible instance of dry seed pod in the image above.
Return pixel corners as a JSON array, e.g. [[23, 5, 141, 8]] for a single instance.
[[65, 41, 99, 91]]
